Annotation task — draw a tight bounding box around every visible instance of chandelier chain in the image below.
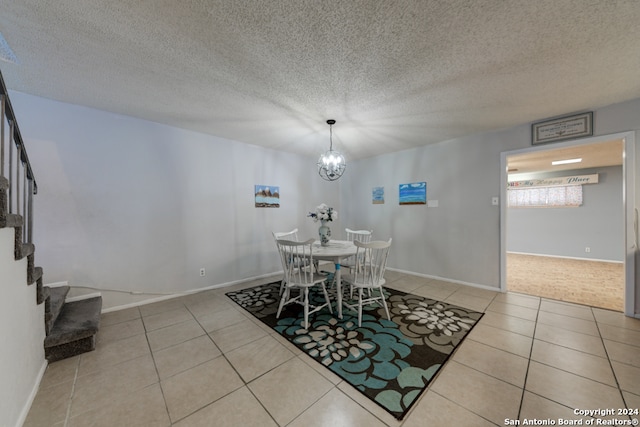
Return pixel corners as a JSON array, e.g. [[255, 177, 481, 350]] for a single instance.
[[329, 123, 333, 151]]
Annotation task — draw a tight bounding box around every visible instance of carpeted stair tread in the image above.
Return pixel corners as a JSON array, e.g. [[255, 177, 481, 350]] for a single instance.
[[29, 266, 43, 285], [0, 213, 23, 228], [46, 285, 69, 304], [45, 285, 70, 334], [38, 284, 49, 306], [0, 178, 7, 225], [44, 296, 102, 349], [16, 242, 34, 260]]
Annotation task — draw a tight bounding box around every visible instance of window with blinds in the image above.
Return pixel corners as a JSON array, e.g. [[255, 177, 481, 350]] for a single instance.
[[507, 185, 583, 208]]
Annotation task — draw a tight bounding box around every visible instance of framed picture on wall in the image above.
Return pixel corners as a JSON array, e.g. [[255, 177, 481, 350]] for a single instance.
[[399, 182, 426, 205], [372, 187, 384, 204], [255, 185, 280, 208]]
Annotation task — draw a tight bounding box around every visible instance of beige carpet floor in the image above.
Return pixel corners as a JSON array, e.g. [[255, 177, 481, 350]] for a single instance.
[[506, 252, 624, 312]]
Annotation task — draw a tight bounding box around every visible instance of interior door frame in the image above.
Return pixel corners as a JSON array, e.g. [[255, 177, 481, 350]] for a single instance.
[[499, 131, 637, 317]]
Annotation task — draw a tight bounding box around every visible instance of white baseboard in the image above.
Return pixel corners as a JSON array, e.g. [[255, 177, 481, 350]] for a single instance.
[[100, 267, 506, 314], [385, 267, 501, 292], [16, 360, 47, 427], [100, 271, 282, 313], [507, 251, 623, 264], [65, 292, 102, 303], [44, 281, 69, 288]]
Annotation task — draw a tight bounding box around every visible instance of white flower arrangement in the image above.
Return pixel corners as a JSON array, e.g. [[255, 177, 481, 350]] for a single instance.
[[308, 203, 338, 222]]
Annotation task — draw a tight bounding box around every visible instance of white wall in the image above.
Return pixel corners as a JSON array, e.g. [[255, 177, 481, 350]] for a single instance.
[[5, 91, 640, 425], [0, 228, 46, 427], [507, 165, 624, 261], [9, 91, 640, 316], [341, 124, 531, 288], [343, 98, 640, 316], [10, 91, 341, 309]]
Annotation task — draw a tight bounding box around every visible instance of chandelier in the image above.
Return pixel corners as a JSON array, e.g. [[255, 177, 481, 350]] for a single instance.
[[317, 119, 346, 181]]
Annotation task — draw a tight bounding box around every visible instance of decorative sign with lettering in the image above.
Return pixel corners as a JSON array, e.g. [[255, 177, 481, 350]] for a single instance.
[[532, 112, 593, 145], [508, 174, 598, 188]]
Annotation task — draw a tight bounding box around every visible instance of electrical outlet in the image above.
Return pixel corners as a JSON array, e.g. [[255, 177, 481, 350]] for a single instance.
[[199, 268, 206, 276], [585, 247, 591, 253]]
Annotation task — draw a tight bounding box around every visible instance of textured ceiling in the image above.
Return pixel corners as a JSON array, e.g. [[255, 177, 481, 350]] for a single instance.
[[507, 139, 623, 175], [1, 0, 640, 161]]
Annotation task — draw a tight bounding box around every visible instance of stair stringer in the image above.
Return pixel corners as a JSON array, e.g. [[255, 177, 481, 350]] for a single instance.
[[0, 227, 46, 427]]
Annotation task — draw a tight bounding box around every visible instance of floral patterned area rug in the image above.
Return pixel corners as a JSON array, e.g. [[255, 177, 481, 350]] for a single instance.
[[225, 280, 483, 420]]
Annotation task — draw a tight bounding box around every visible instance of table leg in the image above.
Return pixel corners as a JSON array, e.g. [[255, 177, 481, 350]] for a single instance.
[[335, 262, 342, 318]]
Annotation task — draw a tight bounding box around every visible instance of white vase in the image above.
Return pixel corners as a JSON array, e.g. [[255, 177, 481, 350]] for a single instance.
[[318, 220, 331, 246]]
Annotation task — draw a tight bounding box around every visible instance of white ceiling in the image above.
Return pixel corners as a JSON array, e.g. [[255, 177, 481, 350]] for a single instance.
[[1, 1, 640, 161], [507, 138, 623, 175]]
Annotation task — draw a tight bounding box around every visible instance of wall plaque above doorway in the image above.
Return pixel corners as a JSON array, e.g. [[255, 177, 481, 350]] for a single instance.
[[532, 112, 593, 145]]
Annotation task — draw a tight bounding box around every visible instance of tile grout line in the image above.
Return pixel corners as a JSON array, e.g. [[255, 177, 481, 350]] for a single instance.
[[221, 290, 316, 426], [275, 383, 335, 427], [144, 308, 174, 426], [160, 300, 242, 425], [441, 293, 534, 424], [591, 306, 633, 419], [515, 296, 542, 422], [393, 292, 504, 426], [225, 282, 405, 426], [37, 275, 636, 426], [514, 301, 634, 419], [62, 355, 81, 427], [182, 296, 281, 426]]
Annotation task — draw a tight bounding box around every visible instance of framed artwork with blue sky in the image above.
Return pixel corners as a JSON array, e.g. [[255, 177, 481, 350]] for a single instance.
[[399, 182, 426, 205], [372, 187, 384, 204]]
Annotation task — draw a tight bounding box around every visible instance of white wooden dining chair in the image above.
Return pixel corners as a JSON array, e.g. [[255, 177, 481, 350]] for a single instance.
[[343, 238, 392, 327], [341, 228, 373, 275], [275, 239, 332, 329], [272, 229, 301, 295]]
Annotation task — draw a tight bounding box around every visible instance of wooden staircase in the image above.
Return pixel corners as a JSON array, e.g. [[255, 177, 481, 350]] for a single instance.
[[0, 70, 101, 362]]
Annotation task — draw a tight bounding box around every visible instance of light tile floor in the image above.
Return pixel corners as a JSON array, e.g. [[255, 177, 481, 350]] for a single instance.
[[25, 269, 640, 426]]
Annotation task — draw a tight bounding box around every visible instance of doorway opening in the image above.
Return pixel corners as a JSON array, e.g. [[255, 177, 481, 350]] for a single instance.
[[500, 132, 635, 315]]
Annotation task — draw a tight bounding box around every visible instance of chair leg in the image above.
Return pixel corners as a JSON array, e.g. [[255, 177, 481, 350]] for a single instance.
[[357, 288, 364, 327], [379, 286, 391, 321], [325, 272, 336, 291], [303, 288, 310, 329], [276, 287, 288, 319], [314, 260, 327, 275], [321, 282, 333, 314]]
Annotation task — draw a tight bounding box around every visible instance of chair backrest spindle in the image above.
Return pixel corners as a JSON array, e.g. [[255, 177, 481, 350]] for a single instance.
[[276, 238, 316, 286], [353, 238, 392, 286]]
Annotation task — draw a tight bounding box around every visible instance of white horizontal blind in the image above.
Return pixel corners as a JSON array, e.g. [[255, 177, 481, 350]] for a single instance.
[[508, 185, 582, 208]]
